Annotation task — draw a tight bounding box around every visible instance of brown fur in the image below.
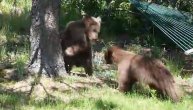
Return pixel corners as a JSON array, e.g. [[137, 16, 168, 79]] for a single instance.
[[60, 15, 101, 76], [104, 46, 182, 102]]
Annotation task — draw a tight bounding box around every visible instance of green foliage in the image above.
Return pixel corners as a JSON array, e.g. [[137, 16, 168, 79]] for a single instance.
[[0, 90, 27, 109], [0, 0, 30, 80], [142, 0, 193, 13], [102, 1, 134, 34], [14, 53, 28, 78], [80, 0, 107, 16], [60, 0, 82, 28], [0, 1, 31, 33], [164, 53, 185, 76], [0, 1, 30, 54], [59, 0, 140, 35]]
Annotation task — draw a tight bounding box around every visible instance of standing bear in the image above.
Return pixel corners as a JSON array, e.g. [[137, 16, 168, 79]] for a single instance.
[[60, 15, 101, 76]]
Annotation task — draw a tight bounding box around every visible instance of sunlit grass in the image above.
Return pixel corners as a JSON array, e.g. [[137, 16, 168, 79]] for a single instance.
[[14, 53, 29, 78], [1, 82, 192, 110], [0, 90, 27, 109]]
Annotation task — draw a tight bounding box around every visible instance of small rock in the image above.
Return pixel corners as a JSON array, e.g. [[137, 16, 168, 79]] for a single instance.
[[3, 69, 19, 80]]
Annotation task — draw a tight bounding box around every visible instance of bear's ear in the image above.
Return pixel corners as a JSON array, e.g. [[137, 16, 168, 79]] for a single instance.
[[91, 16, 101, 24], [96, 16, 101, 23], [82, 15, 93, 27]]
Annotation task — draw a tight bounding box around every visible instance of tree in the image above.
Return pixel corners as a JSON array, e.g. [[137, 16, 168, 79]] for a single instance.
[[28, 0, 67, 77]]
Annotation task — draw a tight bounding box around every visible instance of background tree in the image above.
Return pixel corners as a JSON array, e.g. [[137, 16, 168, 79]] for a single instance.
[[28, 0, 67, 77]]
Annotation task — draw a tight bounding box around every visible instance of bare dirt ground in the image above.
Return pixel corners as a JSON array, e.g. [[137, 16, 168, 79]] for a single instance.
[[0, 74, 114, 101]]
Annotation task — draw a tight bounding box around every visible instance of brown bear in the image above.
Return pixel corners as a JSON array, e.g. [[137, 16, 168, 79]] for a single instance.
[[60, 15, 101, 76], [104, 46, 182, 102]]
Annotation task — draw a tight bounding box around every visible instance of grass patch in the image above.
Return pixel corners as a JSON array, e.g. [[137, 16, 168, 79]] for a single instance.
[[14, 53, 29, 78], [0, 75, 193, 110], [165, 58, 184, 76], [0, 89, 28, 110], [28, 87, 193, 110]]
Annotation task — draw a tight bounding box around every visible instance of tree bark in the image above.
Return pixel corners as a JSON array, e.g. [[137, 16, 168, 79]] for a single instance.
[[28, 0, 67, 77]]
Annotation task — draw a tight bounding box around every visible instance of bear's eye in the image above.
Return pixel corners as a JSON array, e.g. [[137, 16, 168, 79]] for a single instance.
[[93, 29, 97, 33]]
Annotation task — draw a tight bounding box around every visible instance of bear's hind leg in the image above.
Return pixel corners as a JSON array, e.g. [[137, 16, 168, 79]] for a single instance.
[[65, 63, 72, 74]]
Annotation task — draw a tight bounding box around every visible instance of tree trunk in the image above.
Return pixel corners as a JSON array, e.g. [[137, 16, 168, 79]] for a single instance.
[[28, 0, 67, 77]]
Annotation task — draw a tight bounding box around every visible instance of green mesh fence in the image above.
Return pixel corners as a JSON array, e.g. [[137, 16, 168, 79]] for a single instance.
[[129, 0, 193, 55]]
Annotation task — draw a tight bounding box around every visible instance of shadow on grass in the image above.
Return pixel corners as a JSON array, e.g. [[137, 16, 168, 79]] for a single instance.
[[94, 99, 117, 110], [0, 86, 28, 110], [66, 98, 118, 110], [0, 83, 66, 109], [98, 77, 118, 89], [30, 96, 64, 108], [96, 77, 170, 102], [126, 84, 174, 102]]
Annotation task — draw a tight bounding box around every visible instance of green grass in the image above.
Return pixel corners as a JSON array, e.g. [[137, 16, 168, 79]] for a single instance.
[[165, 58, 184, 76], [14, 53, 29, 78], [0, 0, 192, 110], [0, 80, 193, 110], [0, 0, 30, 79], [0, 89, 28, 109]]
